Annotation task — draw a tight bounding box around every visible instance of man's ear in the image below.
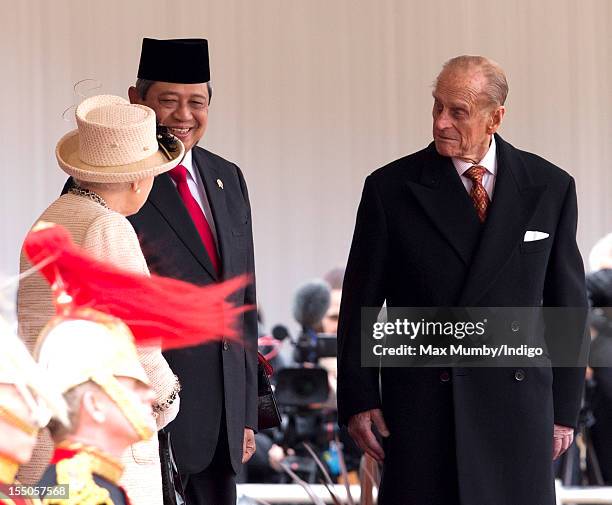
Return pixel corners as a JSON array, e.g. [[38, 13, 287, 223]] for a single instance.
[[81, 390, 106, 424], [488, 106, 506, 135], [128, 86, 140, 105]]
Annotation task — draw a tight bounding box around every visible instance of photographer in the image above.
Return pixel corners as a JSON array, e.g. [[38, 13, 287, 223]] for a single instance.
[[276, 279, 340, 483], [245, 275, 360, 485]]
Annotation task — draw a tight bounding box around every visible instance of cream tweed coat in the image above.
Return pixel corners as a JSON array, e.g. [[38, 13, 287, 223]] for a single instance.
[[17, 193, 179, 505]]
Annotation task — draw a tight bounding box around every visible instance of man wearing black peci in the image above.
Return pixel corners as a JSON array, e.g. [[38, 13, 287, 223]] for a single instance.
[[128, 38, 258, 504]]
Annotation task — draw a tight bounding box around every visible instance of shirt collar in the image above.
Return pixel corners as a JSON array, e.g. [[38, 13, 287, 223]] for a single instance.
[[452, 135, 497, 176], [181, 149, 198, 182]]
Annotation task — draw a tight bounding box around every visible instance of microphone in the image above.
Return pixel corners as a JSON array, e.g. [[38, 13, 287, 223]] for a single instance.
[[292, 279, 331, 331], [291, 280, 335, 364], [271, 324, 291, 342]]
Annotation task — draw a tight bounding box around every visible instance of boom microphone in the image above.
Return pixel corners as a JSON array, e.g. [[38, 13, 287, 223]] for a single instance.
[[292, 279, 331, 331]]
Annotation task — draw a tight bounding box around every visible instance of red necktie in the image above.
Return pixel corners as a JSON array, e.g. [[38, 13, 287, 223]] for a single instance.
[[169, 164, 220, 273], [463, 165, 490, 223]]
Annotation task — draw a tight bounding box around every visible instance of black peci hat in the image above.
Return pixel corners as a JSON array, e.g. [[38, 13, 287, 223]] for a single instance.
[[137, 38, 210, 84]]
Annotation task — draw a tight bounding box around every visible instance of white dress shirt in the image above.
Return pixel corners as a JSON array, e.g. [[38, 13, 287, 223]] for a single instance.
[[172, 149, 219, 250], [452, 135, 497, 200]]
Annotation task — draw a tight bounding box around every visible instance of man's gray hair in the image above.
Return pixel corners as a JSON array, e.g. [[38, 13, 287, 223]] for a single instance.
[[135, 78, 213, 104], [437, 55, 509, 107]]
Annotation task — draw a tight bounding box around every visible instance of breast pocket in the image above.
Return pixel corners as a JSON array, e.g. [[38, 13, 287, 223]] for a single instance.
[[520, 237, 551, 254]]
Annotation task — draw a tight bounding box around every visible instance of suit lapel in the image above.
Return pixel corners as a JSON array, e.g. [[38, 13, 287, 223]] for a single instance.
[[193, 148, 233, 280], [147, 170, 219, 280], [406, 144, 483, 265], [457, 135, 547, 305]]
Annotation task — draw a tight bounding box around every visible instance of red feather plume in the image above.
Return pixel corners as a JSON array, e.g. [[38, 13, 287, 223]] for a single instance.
[[23, 222, 253, 350]]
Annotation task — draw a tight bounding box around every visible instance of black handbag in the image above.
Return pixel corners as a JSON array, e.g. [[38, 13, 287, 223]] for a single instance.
[[158, 428, 186, 505], [257, 352, 281, 430]]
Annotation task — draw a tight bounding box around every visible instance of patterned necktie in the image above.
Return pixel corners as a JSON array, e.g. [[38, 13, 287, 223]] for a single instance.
[[463, 165, 490, 223], [169, 164, 220, 274]]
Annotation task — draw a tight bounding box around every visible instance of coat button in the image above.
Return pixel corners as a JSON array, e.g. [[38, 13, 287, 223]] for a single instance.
[[440, 371, 451, 383], [514, 369, 525, 381], [223, 340, 229, 351]]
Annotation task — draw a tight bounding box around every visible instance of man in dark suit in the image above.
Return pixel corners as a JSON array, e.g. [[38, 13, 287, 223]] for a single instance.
[[127, 38, 258, 505], [337, 55, 588, 504]]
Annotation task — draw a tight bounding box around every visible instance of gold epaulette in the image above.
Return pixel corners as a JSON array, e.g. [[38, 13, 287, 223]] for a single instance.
[[43, 454, 114, 505]]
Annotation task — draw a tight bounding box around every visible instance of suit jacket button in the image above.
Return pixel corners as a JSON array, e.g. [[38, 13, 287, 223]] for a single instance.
[[440, 371, 451, 383], [514, 369, 525, 381], [223, 340, 229, 351]]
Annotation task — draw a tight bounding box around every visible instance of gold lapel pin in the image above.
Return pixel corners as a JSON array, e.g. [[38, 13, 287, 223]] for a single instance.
[[216, 178, 224, 189]]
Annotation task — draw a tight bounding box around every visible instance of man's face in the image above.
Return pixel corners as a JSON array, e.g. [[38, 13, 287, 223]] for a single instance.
[[131, 82, 209, 153], [100, 377, 156, 447], [432, 69, 503, 163], [0, 384, 38, 464], [322, 289, 342, 335]]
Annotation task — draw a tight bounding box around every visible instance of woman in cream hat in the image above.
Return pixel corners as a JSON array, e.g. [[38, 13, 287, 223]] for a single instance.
[[16, 94, 185, 505]]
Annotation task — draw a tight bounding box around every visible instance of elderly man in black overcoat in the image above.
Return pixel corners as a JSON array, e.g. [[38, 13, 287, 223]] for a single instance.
[[337, 55, 587, 505]]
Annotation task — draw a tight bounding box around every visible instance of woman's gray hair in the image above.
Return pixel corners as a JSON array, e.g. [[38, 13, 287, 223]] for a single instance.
[[135, 78, 213, 104], [437, 55, 508, 108], [73, 179, 131, 193]]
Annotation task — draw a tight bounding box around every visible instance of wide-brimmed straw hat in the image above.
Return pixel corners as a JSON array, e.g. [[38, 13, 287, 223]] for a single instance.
[[56, 94, 184, 183]]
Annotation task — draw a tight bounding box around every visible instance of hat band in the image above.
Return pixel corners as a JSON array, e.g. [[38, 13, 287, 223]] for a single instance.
[[78, 142, 160, 168]]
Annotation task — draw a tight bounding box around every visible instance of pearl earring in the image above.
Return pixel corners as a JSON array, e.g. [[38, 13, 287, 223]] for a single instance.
[[135, 187, 142, 194]]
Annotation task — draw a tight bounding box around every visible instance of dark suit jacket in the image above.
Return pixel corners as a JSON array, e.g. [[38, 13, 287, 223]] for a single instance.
[[128, 146, 258, 475], [337, 135, 587, 505]]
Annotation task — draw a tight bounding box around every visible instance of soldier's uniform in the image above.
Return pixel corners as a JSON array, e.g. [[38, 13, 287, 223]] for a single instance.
[[30, 306, 157, 505], [0, 319, 66, 505], [38, 443, 129, 505], [1, 456, 43, 504]]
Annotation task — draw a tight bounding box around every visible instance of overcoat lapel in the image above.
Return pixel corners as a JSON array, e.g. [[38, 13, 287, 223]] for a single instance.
[[406, 144, 483, 265], [147, 169, 219, 280], [457, 135, 547, 305], [193, 148, 234, 280]]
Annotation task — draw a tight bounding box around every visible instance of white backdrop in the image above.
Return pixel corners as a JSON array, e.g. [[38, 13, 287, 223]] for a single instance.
[[1, 0, 611, 331]]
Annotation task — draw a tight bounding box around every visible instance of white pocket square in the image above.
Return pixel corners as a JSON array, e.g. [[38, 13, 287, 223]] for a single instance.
[[523, 231, 549, 242]]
